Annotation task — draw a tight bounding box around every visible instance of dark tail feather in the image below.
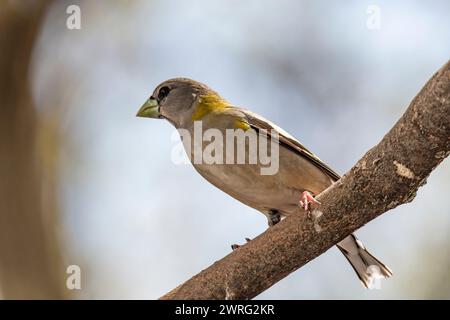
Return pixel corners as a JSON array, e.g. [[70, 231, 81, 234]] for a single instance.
[[337, 234, 392, 288]]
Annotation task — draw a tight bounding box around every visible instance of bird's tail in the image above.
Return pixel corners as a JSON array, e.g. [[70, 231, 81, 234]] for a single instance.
[[337, 234, 392, 288]]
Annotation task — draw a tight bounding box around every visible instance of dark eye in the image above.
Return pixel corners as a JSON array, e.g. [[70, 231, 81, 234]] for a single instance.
[[158, 86, 170, 101]]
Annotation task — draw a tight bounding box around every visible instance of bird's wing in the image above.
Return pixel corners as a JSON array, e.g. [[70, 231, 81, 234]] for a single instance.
[[238, 108, 341, 181]]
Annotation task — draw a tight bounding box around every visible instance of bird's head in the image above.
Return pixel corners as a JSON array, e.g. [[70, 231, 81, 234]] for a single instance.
[[136, 78, 227, 128]]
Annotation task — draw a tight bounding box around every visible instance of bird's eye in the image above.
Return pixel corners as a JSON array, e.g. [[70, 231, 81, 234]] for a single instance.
[[158, 86, 170, 101]]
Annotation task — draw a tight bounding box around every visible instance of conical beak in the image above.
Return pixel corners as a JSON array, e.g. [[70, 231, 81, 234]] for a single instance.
[[136, 97, 161, 118]]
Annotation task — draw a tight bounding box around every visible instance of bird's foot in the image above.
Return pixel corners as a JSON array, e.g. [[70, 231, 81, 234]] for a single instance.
[[231, 238, 251, 251], [231, 244, 240, 250], [268, 210, 281, 227], [299, 191, 321, 212]]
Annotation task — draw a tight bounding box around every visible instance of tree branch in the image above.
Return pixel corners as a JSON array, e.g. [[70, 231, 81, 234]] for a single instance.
[[161, 60, 450, 300]]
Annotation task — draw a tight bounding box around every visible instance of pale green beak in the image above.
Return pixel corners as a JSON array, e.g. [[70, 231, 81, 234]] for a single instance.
[[136, 97, 161, 118]]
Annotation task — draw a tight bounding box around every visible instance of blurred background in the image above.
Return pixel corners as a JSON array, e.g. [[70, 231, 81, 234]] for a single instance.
[[0, 0, 449, 299]]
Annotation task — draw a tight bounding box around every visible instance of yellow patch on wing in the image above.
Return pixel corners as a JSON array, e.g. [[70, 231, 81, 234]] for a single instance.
[[191, 93, 228, 121], [234, 119, 251, 131]]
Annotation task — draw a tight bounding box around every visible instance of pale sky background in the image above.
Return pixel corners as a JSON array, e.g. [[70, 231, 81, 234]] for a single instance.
[[32, 0, 449, 299]]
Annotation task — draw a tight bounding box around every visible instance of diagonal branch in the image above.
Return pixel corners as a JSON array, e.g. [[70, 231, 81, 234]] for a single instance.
[[160, 60, 450, 300]]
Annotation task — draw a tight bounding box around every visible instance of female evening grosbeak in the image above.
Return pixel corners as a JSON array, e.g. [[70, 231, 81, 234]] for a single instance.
[[137, 78, 392, 288]]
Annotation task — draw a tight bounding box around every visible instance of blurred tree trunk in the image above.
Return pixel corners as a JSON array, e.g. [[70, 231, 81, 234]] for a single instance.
[[0, 1, 66, 299]]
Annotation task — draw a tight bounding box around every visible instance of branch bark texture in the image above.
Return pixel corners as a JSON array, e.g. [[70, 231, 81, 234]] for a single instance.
[[161, 61, 450, 300]]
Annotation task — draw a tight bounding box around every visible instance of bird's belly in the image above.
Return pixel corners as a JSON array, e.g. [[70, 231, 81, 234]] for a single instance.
[[191, 142, 334, 215], [193, 162, 307, 214]]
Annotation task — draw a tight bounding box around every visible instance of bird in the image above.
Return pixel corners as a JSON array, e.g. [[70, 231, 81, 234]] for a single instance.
[[136, 78, 392, 288]]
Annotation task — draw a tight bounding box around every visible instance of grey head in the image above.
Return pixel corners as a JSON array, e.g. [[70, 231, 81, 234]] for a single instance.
[[136, 78, 219, 128]]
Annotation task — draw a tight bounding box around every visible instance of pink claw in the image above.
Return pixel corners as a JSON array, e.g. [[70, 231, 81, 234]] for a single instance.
[[299, 191, 321, 211]]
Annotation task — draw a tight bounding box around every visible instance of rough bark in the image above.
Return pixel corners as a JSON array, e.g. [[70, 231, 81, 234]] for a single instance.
[[160, 60, 450, 300]]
